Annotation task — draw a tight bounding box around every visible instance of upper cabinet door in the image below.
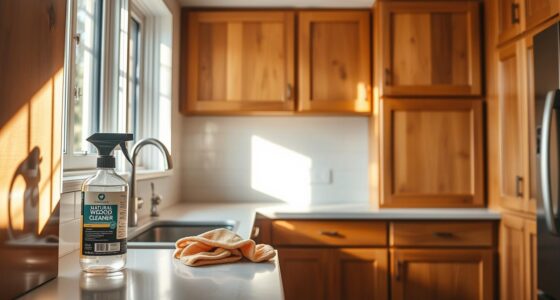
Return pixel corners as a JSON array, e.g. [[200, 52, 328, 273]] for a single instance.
[[524, 0, 559, 30], [380, 99, 484, 208], [497, 42, 526, 212], [182, 11, 295, 113], [498, 0, 524, 43], [378, 2, 481, 97], [298, 11, 371, 113]]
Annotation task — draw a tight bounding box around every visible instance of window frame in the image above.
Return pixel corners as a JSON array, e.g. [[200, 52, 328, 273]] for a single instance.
[[62, 0, 173, 174]]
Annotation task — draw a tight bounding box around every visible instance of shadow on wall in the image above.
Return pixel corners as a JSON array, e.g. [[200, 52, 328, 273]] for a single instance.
[[0, 0, 66, 298]]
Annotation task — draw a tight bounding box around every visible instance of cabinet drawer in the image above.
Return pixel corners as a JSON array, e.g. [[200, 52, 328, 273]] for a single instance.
[[272, 220, 387, 246], [390, 222, 494, 247]]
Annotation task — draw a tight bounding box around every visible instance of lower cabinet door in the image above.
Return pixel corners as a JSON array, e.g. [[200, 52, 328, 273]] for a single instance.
[[333, 248, 388, 300], [278, 248, 389, 300], [391, 249, 494, 300], [278, 248, 331, 300]]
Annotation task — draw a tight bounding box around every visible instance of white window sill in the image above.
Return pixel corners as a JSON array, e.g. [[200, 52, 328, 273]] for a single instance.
[[62, 169, 173, 193]]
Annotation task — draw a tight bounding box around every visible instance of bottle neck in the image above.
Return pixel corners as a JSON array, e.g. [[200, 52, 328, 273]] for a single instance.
[[96, 168, 116, 174]]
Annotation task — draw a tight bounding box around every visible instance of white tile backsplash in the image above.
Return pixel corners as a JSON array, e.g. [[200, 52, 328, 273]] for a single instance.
[[59, 191, 81, 257], [181, 116, 370, 204]]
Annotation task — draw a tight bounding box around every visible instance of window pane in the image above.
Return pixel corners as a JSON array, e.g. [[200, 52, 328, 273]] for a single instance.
[[129, 18, 141, 141], [73, 0, 102, 154]]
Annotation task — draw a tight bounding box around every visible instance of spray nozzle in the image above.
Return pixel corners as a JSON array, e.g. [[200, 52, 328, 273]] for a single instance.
[[86, 133, 134, 168]]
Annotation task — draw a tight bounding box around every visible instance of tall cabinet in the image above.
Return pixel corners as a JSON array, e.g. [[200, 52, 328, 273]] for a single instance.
[[489, 0, 559, 299], [374, 0, 484, 208]]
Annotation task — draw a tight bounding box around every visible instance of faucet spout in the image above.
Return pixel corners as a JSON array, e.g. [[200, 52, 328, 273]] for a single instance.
[[128, 138, 173, 227]]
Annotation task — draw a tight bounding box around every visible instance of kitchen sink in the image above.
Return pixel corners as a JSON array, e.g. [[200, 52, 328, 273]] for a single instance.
[[128, 220, 238, 249]]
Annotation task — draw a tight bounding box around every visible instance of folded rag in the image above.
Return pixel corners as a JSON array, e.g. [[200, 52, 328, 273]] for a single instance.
[[173, 228, 276, 267]]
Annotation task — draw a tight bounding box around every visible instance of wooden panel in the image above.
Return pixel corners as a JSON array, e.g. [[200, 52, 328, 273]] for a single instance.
[[252, 216, 272, 245], [378, 1, 481, 96], [524, 218, 537, 300], [272, 220, 387, 246], [525, 34, 537, 214], [278, 248, 330, 300], [183, 11, 295, 113], [391, 249, 494, 300], [524, 0, 559, 31], [498, 0, 524, 43], [334, 248, 388, 300], [391, 222, 494, 247], [380, 99, 484, 208], [0, 0, 65, 298], [298, 11, 371, 113], [498, 42, 526, 211], [500, 214, 525, 300]]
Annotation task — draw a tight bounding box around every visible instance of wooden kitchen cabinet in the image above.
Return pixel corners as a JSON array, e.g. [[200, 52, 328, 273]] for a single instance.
[[376, 1, 481, 96], [278, 248, 331, 300], [297, 11, 371, 113], [524, 0, 559, 31], [333, 249, 388, 300], [379, 99, 484, 208], [498, 0, 524, 43], [500, 213, 537, 300], [391, 249, 494, 300], [497, 0, 558, 43], [278, 248, 388, 300], [181, 11, 295, 113], [497, 41, 525, 211]]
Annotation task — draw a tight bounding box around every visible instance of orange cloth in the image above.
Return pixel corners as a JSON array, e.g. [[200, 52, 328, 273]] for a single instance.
[[173, 228, 276, 267]]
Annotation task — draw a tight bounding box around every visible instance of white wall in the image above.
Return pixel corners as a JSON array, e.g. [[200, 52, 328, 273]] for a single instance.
[[181, 116, 370, 205]]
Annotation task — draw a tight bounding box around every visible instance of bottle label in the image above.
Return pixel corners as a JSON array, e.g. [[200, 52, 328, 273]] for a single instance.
[[81, 191, 127, 256]]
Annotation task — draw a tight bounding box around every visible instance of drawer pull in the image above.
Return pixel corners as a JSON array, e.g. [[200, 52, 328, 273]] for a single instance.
[[395, 260, 403, 281], [319, 230, 342, 237], [432, 232, 455, 239], [251, 226, 260, 239]]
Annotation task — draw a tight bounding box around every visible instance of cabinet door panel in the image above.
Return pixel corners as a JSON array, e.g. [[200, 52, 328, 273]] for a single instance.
[[498, 42, 526, 211], [392, 249, 493, 300], [298, 11, 371, 113], [498, 0, 523, 43], [500, 214, 525, 300], [525, 0, 559, 31], [334, 249, 388, 300], [380, 99, 484, 207], [378, 2, 480, 96], [278, 248, 330, 300], [183, 11, 295, 113]]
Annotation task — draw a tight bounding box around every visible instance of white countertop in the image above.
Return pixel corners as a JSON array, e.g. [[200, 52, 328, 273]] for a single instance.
[[20, 249, 283, 300], [19, 201, 500, 299], [255, 203, 502, 220]]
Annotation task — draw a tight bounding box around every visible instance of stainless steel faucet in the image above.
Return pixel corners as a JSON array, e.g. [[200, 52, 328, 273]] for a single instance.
[[129, 138, 173, 227]]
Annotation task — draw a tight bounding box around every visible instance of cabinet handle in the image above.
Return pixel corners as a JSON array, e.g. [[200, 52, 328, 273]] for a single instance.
[[516, 175, 524, 197], [395, 260, 403, 281], [432, 232, 454, 239], [511, 3, 520, 24], [286, 84, 293, 100], [319, 230, 341, 237], [251, 226, 260, 239], [384, 68, 392, 85]]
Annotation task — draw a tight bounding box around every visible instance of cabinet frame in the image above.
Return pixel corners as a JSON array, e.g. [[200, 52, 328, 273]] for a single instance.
[[379, 99, 484, 208], [377, 1, 481, 96]]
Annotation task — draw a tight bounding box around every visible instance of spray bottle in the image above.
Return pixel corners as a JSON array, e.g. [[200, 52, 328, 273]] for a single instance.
[[80, 133, 133, 273]]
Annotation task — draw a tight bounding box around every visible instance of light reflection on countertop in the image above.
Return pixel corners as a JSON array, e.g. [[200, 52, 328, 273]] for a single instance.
[[20, 249, 282, 300]]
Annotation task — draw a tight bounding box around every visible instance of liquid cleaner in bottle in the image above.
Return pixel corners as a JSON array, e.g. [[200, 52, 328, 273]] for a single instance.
[[80, 133, 133, 273]]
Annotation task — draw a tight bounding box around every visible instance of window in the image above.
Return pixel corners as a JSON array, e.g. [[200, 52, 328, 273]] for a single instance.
[[63, 0, 173, 174], [63, 0, 103, 169]]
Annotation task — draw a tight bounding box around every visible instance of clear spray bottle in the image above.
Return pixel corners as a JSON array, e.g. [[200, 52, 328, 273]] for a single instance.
[[80, 133, 133, 273]]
